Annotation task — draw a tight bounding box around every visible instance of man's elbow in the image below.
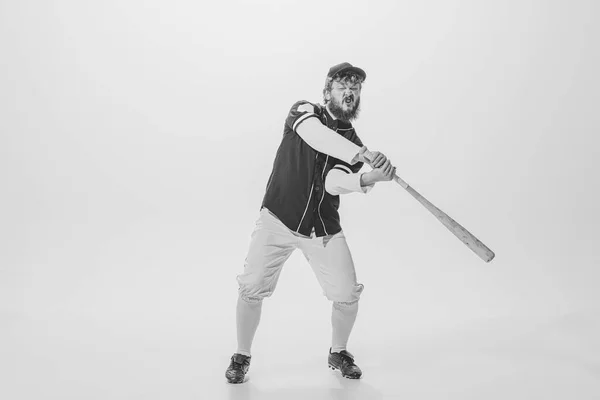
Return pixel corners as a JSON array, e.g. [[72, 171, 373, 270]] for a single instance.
[[325, 170, 344, 196], [325, 179, 340, 196]]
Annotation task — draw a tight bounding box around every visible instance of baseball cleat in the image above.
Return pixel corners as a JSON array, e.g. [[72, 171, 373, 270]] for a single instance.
[[225, 353, 251, 384], [328, 348, 362, 379]]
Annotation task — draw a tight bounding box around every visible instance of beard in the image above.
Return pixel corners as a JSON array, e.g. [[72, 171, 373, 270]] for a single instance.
[[327, 95, 361, 122]]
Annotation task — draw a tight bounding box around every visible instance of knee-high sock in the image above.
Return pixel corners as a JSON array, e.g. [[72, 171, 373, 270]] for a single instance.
[[236, 296, 263, 357], [331, 301, 359, 353]]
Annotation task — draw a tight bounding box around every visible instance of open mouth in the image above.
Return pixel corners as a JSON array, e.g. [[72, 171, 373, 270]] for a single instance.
[[344, 96, 354, 105]]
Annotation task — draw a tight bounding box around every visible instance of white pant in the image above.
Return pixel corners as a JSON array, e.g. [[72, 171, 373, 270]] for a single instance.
[[237, 208, 364, 304]]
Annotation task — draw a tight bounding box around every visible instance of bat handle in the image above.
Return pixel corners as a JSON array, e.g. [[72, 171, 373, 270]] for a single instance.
[[393, 174, 409, 189], [362, 149, 409, 189]]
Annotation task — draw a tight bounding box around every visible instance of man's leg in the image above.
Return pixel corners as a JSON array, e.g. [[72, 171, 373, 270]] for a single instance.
[[300, 230, 364, 378], [300, 230, 364, 350], [235, 208, 298, 354], [235, 297, 262, 357], [331, 300, 359, 353], [226, 208, 297, 383]]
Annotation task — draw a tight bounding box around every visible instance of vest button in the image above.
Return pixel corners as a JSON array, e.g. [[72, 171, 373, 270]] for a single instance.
[[315, 186, 321, 191]]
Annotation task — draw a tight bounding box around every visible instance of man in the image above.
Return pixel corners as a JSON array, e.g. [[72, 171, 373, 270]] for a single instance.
[[225, 62, 396, 383]]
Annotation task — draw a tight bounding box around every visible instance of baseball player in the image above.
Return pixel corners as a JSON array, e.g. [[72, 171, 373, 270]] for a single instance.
[[225, 62, 396, 383]]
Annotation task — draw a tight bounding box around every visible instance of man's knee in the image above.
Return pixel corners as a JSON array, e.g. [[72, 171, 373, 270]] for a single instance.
[[325, 282, 364, 304], [237, 274, 274, 303], [238, 293, 265, 304]]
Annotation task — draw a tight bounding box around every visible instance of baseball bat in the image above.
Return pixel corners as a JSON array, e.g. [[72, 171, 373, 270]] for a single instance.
[[363, 150, 495, 263]]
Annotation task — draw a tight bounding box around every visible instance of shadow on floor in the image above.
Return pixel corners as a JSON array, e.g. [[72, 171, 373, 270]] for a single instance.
[[226, 374, 383, 400]]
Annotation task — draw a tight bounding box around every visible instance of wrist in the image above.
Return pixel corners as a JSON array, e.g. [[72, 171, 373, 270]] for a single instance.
[[360, 171, 378, 187], [354, 146, 370, 164]]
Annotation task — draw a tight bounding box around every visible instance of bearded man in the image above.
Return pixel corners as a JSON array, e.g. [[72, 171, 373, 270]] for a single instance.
[[225, 62, 396, 383]]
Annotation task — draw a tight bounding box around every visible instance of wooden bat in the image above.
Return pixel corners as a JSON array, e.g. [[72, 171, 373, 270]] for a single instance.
[[363, 150, 495, 263]]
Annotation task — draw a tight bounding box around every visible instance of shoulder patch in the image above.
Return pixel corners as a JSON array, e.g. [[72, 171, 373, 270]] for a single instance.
[[297, 103, 315, 113]]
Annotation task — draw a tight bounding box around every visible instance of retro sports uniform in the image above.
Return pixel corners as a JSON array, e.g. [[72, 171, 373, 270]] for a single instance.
[[243, 99, 373, 304], [227, 62, 375, 383]]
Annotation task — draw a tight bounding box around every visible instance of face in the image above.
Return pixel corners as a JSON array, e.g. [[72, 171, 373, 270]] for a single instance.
[[326, 78, 362, 122]]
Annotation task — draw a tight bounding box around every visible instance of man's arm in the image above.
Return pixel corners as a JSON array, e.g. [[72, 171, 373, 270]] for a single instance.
[[295, 117, 365, 165], [325, 159, 397, 196], [325, 167, 374, 196]]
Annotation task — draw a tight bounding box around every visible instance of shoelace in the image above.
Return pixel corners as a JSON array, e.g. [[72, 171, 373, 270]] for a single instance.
[[230, 358, 248, 368], [336, 354, 356, 368]]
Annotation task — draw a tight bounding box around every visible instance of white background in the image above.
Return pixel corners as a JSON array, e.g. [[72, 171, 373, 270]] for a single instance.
[[2, 1, 599, 399]]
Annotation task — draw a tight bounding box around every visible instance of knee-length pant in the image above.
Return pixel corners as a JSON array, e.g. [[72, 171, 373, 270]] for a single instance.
[[237, 208, 364, 304]]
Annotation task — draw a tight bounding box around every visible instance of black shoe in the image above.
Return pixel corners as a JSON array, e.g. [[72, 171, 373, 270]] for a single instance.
[[225, 353, 251, 384], [328, 348, 362, 379]]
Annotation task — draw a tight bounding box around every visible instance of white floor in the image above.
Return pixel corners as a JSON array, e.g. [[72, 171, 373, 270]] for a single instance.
[[3, 1, 600, 397], [4, 295, 600, 399], [3, 223, 600, 399]]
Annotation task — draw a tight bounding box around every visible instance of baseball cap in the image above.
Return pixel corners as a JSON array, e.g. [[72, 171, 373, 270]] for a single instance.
[[327, 62, 366, 81]]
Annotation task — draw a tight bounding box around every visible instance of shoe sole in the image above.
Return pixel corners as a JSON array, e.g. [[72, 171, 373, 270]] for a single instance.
[[328, 363, 361, 379]]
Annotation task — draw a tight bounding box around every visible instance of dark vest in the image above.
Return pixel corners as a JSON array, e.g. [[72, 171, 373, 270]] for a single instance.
[[260, 101, 364, 237]]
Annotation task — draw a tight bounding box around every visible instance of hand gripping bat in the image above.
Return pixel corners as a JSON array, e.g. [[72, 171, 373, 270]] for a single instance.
[[362, 150, 495, 263]]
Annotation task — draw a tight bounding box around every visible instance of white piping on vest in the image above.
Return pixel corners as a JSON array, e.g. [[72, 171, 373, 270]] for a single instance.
[[297, 153, 319, 232], [318, 155, 330, 235]]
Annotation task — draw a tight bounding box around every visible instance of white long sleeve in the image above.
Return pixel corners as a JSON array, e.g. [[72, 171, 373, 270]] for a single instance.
[[295, 117, 363, 165], [325, 167, 374, 196]]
